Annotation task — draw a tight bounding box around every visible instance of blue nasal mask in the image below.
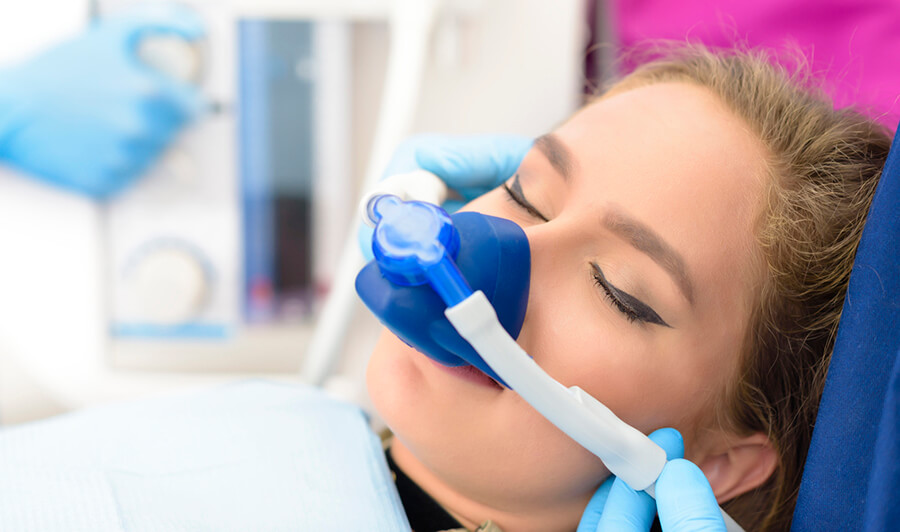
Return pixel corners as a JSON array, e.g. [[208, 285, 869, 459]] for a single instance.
[[355, 195, 530, 385], [352, 181, 744, 531]]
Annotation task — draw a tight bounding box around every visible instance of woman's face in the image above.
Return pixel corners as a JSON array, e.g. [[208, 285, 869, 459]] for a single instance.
[[367, 82, 769, 530]]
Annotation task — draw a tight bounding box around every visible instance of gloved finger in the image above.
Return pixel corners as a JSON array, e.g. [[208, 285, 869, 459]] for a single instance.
[[576, 476, 616, 532], [595, 428, 685, 532], [442, 199, 467, 213], [453, 184, 498, 202], [147, 72, 210, 121], [361, 134, 531, 256], [358, 224, 375, 261], [595, 478, 655, 531], [380, 135, 437, 178], [647, 427, 685, 460], [656, 459, 727, 532], [104, 104, 166, 159], [112, 3, 207, 46], [95, 141, 148, 198], [414, 134, 533, 190]]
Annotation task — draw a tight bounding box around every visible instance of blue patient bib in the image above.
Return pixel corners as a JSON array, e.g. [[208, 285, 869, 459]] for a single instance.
[[0, 381, 410, 532]]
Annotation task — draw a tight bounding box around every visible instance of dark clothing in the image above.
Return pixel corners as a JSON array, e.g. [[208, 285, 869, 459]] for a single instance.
[[385, 448, 465, 532]]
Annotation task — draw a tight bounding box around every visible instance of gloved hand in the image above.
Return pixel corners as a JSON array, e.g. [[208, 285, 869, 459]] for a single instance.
[[358, 134, 533, 258], [0, 3, 206, 198], [577, 428, 728, 532]]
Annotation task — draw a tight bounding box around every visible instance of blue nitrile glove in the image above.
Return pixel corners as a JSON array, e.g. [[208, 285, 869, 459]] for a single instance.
[[0, 4, 206, 198], [578, 428, 727, 532], [358, 134, 533, 259]]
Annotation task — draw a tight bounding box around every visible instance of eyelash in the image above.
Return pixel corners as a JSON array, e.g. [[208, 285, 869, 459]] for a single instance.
[[505, 181, 639, 323], [592, 263, 670, 327], [504, 178, 665, 326], [502, 177, 548, 221], [592, 270, 642, 323]]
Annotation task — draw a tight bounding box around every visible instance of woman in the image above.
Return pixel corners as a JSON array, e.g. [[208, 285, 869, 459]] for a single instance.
[[366, 46, 892, 531]]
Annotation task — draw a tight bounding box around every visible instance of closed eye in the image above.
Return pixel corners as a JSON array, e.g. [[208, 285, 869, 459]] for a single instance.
[[502, 174, 549, 222], [591, 263, 670, 327]]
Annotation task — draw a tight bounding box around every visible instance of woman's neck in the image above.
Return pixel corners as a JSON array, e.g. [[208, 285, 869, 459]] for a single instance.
[[389, 440, 587, 532]]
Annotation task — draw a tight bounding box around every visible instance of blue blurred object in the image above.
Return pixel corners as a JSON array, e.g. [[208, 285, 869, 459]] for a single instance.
[[577, 428, 701, 532], [0, 4, 206, 198], [792, 123, 900, 529], [356, 209, 530, 384], [358, 134, 533, 259]]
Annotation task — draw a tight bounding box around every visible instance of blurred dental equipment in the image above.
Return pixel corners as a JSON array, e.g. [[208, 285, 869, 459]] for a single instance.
[[356, 191, 745, 532], [103, 6, 356, 372], [79, 0, 460, 413], [0, 0, 583, 419], [105, 0, 575, 379]]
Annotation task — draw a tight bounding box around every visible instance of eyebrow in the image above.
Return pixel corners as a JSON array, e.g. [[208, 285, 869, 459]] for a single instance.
[[603, 209, 695, 306], [535, 133, 575, 181]]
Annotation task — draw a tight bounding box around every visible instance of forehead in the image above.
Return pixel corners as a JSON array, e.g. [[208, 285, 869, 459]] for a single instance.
[[553, 82, 768, 311]]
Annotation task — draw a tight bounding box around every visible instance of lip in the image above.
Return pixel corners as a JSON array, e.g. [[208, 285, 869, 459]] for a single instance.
[[427, 358, 503, 390]]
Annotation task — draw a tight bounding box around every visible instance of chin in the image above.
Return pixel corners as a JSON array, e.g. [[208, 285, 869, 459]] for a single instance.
[[366, 330, 496, 451], [366, 329, 614, 521]]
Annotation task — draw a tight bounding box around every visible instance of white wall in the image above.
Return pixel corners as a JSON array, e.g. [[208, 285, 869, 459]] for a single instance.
[[0, 1, 87, 66], [351, 0, 586, 184]]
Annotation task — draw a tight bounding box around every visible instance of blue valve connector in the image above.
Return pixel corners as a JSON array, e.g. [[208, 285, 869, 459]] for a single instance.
[[357, 194, 532, 384], [366, 195, 472, 306]]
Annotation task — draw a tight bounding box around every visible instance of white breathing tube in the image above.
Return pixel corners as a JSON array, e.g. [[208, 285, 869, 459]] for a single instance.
[[445, 292, 744, 531], [365, 172, 744, 531], [446, 291, 667, 490]]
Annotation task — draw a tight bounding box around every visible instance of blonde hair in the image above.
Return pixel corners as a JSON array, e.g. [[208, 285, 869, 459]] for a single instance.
[[602, 45, 892, 530]]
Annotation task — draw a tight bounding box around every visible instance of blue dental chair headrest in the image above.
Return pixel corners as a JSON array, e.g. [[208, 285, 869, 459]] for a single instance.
[[792, 122, 900, 530]]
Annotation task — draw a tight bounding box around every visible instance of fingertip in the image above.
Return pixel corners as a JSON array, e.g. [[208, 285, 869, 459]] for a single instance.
[[576, 477, 615, 532], [409, 134, 532, 188], [381, 136, 438, 177], [656, 459, 726, 531], [357, 224, 375, 261], [648, 428, 685, 460], [414, 142, 466, 181], [490, 135, 534, 158], [487, 135, 533, 182], [176, 85, 210, 119], [414, 135, 496, 186], [659, 459, 709, 486], [590, 475, 616, 506], [595, 477, 655, 531], [152, 75, 208, 121], [441, 199, 466, 213]]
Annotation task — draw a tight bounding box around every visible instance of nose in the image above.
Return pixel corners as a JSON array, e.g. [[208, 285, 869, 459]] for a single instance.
[[514, 216, 590, 352]]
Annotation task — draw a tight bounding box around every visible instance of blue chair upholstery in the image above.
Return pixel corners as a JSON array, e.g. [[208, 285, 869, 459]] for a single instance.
[[793, 123, 900, 530]]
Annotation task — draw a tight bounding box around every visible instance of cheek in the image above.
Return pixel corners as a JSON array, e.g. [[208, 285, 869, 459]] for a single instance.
[[518, 260, 713, 437], [530, 325, 713, 438], [367, 329, 612, 505], [465, 194, 720, 438]]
